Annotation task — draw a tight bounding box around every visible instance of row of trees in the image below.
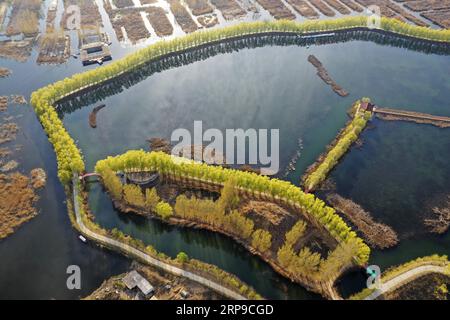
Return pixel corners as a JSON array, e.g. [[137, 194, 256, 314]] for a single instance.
[[174, 181, 255, 240], [96, 150, 370, 264], [108, 226, 261, 299], [97, 157, 371, 286], [101, 166, 173, 219], [304, 101, 372, 191], [277, 245, 322, 278], [277, 219, 322, 279], [285, 220, 307, 247], [30, 17, 449, 183]]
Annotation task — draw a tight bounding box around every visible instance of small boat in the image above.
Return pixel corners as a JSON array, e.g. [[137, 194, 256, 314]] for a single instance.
[[78, 235, 87, 243]]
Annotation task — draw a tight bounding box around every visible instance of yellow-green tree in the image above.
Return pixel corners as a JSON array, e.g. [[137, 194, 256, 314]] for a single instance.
[[102, 167, 123, 200], [155, 201, 173, 219], [251, 229, 272, 252], [145, 188, 160, 210], [285, 220, 307, 247], [123, 184, 145, 207]]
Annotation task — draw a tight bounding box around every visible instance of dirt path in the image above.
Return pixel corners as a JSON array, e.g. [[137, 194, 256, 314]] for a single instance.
[[364, 265, 448, 300]]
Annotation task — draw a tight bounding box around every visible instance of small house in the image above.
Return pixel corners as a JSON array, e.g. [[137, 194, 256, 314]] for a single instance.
[[360, 101, 375, 112], [122, 270, 154, 296]]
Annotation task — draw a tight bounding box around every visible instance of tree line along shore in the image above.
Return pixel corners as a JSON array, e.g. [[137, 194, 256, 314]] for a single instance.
[[29, 17, 450, 300]]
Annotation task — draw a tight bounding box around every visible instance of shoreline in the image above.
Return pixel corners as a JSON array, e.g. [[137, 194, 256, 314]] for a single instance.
[[110, 197, 336, 298]]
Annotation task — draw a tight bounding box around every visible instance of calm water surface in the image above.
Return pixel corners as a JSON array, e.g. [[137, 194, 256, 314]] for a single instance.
[[1, 18, 449, 298], [62, 37, 450, 298]]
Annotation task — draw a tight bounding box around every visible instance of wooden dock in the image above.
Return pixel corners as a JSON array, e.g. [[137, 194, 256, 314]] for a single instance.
[[374, 107, 450, 128]]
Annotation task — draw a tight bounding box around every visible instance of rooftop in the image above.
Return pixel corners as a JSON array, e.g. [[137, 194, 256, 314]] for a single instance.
[[122, 270, 154, 296]]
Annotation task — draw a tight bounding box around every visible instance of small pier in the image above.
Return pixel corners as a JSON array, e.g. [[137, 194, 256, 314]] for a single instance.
[[373, 106, 450, 128]]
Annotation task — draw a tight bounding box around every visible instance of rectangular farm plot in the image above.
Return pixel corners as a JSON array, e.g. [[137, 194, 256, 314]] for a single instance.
[[354, 0, 429, 26], [185, 0, 214, 16], [403, 0, 450, 12], [285, 0, 319, 18], [209, 0, 246, 20], [168, 0, 199, 33], [255, 0, 296, 20], [421, 10, 450, 28], [6, 0, 42, 36], [62, 0, 103, 29], [322, 0, 351, 15], [112, 0, 134, 9], [308, 0, 336, 16], [112, 0, 135, 9], [139, 0, 157, 4], [145, 7, 174, 37], [338, 0, 363, 12], [104, 7, 151, 43], [399, 0, 450, 27]]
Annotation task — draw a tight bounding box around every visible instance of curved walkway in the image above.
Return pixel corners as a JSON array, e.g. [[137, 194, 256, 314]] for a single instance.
[[365, 265, 448, 300], [72, 176, 247, 300]]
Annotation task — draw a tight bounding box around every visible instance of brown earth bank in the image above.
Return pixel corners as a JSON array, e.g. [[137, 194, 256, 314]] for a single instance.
[[112, 0, 135, 9], [339, 0, 363, 12], [323, 0, 351, 14], [0, 122, 19, 145], [255, 0, 296, 20], [84, 261, 226, 300], [354, 0, 429, 26], [424, 195, 450, 235], [145, 7, 174, 37], [0, 40, 34, 62], [0, 67, 11, 78], [185, 0, 214, 16], [36, 32, 71, 65], [209, 0, 246, 20], [421, 10, 450, 29], [147, 137, 172, 153], [380, 273, 449, 300], [0, 2, 8, 26], [0, 170, 46, 240], [399, 0, 450, 28], [285, 0, 319, 18], [89, 104, 106, 128], [5, 0, 41, 36], [61, 0, 103, 30], [307, 55, 349, 97], [375, 112, 450, 128], [309, 0, 336, 17], [100, 172, 344, 298], [45, 3, 57, 31], [9, 95, 27, 105], [0, 96, 7, 112], [197, 14, 219, 28], [168, 0, 199, 33], [326, 194, 399, 249], [402, 0, 450, 12], [104, 3, 151, 43]]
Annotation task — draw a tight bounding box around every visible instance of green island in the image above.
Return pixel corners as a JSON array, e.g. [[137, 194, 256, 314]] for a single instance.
[[29, 16, 450, 300]]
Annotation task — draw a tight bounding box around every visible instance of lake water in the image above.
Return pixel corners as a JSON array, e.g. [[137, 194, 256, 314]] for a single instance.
[[60, 34, 450, 298], [1, 24, 449, 299]]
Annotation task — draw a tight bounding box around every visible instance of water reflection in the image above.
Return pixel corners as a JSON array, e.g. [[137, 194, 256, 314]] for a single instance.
[[57, 30, 450, 115]]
